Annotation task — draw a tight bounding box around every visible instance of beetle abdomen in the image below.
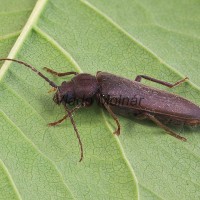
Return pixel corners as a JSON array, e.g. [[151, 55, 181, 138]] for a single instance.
[[97, 72, 200, 124]]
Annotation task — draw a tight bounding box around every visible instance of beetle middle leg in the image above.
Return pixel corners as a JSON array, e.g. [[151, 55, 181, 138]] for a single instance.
[[144, 113, 187, 141], [43, 67, 78, 77], [135, 75, 188, 88], [101, 99, 121, 135]]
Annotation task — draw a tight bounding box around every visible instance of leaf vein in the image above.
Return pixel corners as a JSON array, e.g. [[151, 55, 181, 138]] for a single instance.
[[0, 159, 22, 200], [0, 109, 76, 200]]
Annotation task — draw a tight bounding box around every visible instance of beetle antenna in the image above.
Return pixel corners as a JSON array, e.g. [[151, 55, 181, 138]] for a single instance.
[[0, 58, 57, 88], [64, 104, 83, 162]]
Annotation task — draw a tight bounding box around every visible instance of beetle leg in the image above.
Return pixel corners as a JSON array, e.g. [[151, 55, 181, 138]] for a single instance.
[[135, 114, 147, 120], [48, 103, 84, 126], [63, 104, 84, 162], [48, 114, 68, 126], [135, 75, 188, 88], [43, 67, 78, 77], [144, 113, 187, 141], [101, 98, 121, 135]]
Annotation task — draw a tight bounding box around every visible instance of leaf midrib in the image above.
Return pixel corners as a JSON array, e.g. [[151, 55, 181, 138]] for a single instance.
[[0, 0, 48, 80]]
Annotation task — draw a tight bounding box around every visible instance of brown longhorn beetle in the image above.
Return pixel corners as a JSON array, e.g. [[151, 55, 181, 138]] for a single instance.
[[1, 58, 200, 162]]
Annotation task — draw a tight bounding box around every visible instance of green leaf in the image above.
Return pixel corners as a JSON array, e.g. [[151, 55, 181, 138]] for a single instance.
[[0, 0, 37, 65], [0, 0, 199, 199]]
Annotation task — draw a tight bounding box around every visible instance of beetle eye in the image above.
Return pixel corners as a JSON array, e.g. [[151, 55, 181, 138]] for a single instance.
[[63, 92, 75, 104]]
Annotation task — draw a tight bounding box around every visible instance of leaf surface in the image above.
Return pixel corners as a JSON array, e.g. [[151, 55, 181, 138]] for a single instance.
[[0, 0, 200, 199]]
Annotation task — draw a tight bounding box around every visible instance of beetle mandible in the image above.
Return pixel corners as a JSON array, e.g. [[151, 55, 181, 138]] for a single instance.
[[1, 58, 199, 162]]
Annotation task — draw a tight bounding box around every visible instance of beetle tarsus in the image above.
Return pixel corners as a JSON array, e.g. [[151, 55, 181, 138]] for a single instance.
[[179, 136, 187, 142], [169, 77, 189, 88], [48, 115, 68, 126], [114, 128, 120, 136], [79, 155, 83, 162]]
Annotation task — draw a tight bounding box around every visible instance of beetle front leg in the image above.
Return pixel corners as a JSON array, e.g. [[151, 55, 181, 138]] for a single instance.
[[144, 113, 187, 141], [63, 104, 84, 162], [48, 103, 84, 126], [48, 114, 68, 126], [43, 67, 78, 77], [135, 75, 188, 88]]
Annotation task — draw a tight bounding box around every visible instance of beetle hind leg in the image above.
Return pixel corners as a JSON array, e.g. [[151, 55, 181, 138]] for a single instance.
[[144, 113, 187, 142]]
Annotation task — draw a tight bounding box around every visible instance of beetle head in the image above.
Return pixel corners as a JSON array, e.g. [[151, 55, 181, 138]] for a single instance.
[[53, 81, 75, 105]]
